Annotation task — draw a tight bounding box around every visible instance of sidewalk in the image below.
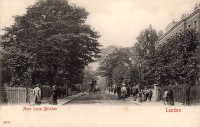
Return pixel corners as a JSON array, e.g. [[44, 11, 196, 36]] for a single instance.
[[106, 91, 183, 106], [127, 96, 183, 106], [34, 92, 86, 105]]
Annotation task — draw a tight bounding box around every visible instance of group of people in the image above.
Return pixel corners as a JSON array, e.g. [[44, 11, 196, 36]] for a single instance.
[[112, 83, 153, 102], [135, 89, 153, 102], [33, 84, 59, 105]]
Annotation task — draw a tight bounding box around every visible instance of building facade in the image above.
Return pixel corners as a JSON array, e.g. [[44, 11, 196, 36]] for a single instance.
[[157, 4, 200, 46], [156, 4, 200, 85]]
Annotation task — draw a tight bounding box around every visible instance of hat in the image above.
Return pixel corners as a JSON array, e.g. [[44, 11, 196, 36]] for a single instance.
[[36, 84, 40, 87], [122, 83, 126, 86]]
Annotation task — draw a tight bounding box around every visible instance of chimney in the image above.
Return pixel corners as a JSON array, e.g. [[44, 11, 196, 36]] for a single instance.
[[181, 14, 187, 19]]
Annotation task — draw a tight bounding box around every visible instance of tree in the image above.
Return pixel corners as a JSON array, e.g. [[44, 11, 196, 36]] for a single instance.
[[134, 25, 159, 87], [136, 25, 158, 57], [82, 66, 96, 91], [98, 47, 133, 87], [1, 0, 101, 87], [154, 29, 199, 86]]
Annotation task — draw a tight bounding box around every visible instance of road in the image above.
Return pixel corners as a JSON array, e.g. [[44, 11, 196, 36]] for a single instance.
[[64, 92, 140, 105]]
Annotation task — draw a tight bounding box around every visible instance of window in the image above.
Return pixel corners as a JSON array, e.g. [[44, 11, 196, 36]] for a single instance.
[[194, 20, 197, 29]]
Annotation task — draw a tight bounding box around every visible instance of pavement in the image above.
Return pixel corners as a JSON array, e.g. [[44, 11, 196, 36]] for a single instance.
[[64, 92, 140, 105], [33, 91, 184, 106], [33, 92, 86, 105], [105, 91, 183, 106]]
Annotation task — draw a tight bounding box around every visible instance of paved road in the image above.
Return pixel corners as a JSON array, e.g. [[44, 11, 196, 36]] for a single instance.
[[64, 92, 140, 105]]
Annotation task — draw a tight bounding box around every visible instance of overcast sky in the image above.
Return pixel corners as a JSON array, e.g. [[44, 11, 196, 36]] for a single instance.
[[0, 0, 200, 47]]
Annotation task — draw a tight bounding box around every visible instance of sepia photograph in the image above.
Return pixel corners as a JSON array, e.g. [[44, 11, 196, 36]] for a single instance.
[[0, 0, 200, 127]]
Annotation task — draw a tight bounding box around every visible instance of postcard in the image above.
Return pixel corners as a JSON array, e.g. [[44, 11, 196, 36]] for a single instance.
[[0, 0, 200, 127]]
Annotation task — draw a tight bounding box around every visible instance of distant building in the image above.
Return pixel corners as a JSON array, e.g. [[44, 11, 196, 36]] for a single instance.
[[157, 3, 200, 46]]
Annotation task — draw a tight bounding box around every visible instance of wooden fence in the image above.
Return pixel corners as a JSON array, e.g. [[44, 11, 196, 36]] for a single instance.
[[190, 85, 200, 104], [2, 85, 79, 104], [4, 86, 27, 104], [160, 85, 200, 105]]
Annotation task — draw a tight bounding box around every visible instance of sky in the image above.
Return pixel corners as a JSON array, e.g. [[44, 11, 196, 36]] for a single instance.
[[0, 0, 200, 47]]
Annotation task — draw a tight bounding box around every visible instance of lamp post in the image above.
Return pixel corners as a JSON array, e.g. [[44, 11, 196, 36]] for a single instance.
[[139, 62, 142, 92]]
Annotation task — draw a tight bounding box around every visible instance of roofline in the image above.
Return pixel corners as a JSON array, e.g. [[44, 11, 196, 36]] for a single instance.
[[158, 8, 200, 43]]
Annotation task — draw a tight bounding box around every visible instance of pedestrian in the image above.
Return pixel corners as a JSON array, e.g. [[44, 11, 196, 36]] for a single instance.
[[163, 90, 168, 105], [116, 85, 121, 99], [50, 85, 58, 105], [137, 91, 143, 102], [148, 89, 153, 101], [185, 85, 190, 106], [166, 88, 174, 106], [127, 85, 131, 97], [121, 83, 127, 101], [113, 84, 117, 95], [145, 91, 149, 101], [132, 86, 138, 101], [33, 84, 41, 105], [141, 90, 146, 101]]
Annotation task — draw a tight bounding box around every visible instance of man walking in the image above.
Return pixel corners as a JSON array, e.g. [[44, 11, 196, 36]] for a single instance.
[[50, 85, 58, 105], [121, 83, 127, 101], [33, 84, 41, 105]]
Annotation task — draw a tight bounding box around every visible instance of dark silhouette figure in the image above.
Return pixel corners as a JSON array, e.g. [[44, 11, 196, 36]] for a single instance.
[[185, 85, 191, 106], [166, 89, 174, 106], [50, 85, 58, 105]]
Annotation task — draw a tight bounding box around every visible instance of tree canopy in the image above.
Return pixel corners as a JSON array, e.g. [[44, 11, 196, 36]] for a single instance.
[[154, 29, 199, 86], [1, 0, 101, 86]]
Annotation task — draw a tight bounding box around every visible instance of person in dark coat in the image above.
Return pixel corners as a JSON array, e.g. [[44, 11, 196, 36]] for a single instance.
[[148, 89, 153, 101], [132, 87, 138, 101], [185, 85, 191, 106], [167, 88, 174, 106], [126, 85, 131, 97], [50, 85, 58, 105], [116, 86, 121, 99]]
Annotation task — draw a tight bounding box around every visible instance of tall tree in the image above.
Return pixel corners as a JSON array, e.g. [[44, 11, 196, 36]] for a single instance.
[[154, 29, 199, 86], [134, 25, 158, 86], [98, 47, 132, 86], [1, 0, 101, 86]]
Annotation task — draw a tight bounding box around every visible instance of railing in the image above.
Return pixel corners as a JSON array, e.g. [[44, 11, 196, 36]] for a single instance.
[[160, 85, 200, 105], [190, 85, 200, 104]]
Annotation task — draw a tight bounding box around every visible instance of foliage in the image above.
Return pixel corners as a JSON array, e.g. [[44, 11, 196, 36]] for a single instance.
[[1, 0, 101, 86], [82, 66, 96, 90], [132, 25, 158, 87], [98, 46, 133, 86], [154, 29, 199, 86]]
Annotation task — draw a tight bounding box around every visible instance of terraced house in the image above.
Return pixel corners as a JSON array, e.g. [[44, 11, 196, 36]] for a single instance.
[[157, 3, 200, 46]]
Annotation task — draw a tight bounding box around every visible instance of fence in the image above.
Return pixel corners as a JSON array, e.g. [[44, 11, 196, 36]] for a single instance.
[[160, 85, 200, 105], [4, 86, 27, 104], [1, 85, 80, 104], [170, 85, 186, 104], [190, 85, 200, 104]]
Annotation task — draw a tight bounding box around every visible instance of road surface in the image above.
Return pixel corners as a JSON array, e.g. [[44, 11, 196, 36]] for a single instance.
[[64, 92, 140, 105]]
